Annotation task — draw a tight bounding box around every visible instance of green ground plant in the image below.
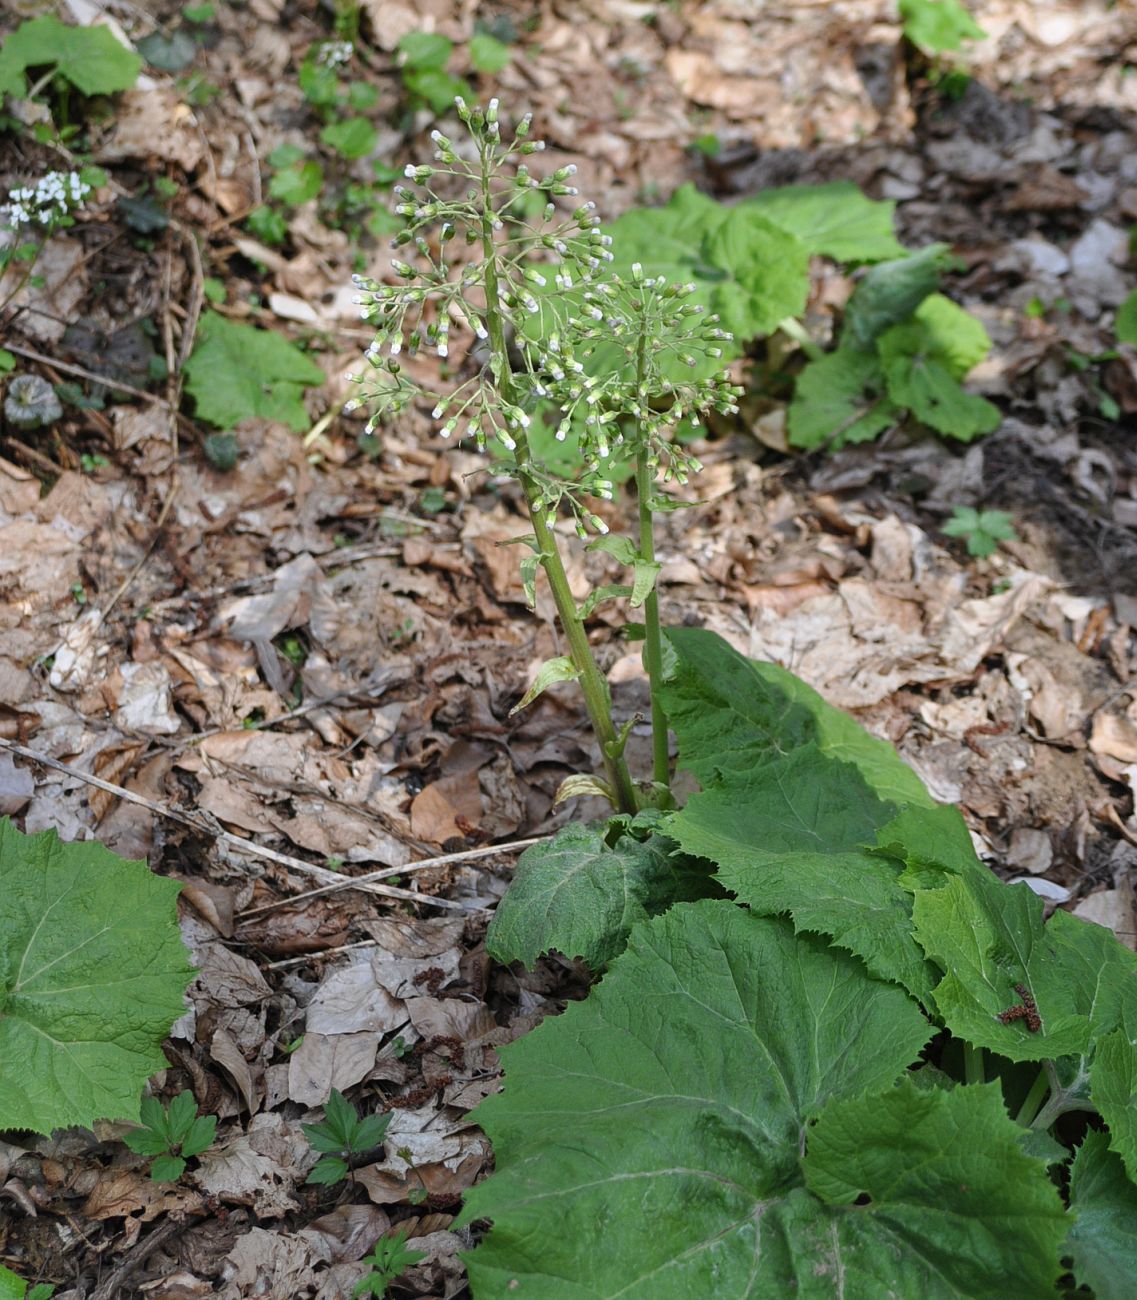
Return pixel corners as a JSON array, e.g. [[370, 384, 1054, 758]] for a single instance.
[[0, 1263, 53, 1300], [943, 504, 1018, 557], [352, 101, 1137, 1298], [122, 1090, 217, 1181], [0, 820, 193, 1136], [352, 1230, 426, 1298], [302, 1088, 392, 1185]]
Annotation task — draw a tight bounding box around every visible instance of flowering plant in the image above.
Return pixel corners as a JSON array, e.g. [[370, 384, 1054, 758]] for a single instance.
[[350, 99, 740, 811]]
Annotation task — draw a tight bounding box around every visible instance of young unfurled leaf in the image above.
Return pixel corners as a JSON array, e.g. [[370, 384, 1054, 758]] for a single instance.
[[0, 820, 192, 1135], [463, 902, 935, 1297], [123, 1090, 217, 1180], [508, 656, 580, 715], [302, 1089, 391, 1184], [485, 823, 717, 969], [353, 1230, 426, 1298]]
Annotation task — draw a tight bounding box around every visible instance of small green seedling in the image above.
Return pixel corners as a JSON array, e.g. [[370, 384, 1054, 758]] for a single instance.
[[0, 1264, 54, 1299], [942, 505, 1017, 558], [352, 1230, 426, 1299], [122, 1090, 217, 1181], [899, 0, 986, 56], [303, 1088, 391, 1185]]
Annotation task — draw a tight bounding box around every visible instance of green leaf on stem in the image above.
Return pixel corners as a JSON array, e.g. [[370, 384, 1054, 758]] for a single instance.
[[743, 181, 906, 263], [1066, 1127, 1137, 1299], [0, 16, 141, 99], [912, 867, 1137, 1063], [485, 823, 716, 969], [463, 901, 949, 1297], [843, 244, 950, 349], [788, 347, 898, 450], [508, 655, 580, 715]]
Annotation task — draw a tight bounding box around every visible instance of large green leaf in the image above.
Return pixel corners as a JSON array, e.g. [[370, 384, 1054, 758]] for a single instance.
[[1067, 1128, 1137, 1300], [701, 207, 810, 338], [0, 820, 193, 1134], [788, 348, 898, 450], [0, 16, 141, 99], [878, 295, 1001, 441], [744, 181, 906, 263], [661, 627, 932, 805], [462, 901, 931, 1298], [1092, 1014, 1137, 1183], [660, 628, 944, 995], [485, 823, 716, 970], [801, 1080, 1066, 1297], [912, 868, 1137, 1062], [184, 313, 326, 431]]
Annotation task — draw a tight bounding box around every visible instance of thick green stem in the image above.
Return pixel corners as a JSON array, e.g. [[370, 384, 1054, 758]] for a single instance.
[[478, 151, 639, 815], [1014, 1067, 1051, 1127], [633, 330, 669, 791], [962, 1041, 984, 1086]]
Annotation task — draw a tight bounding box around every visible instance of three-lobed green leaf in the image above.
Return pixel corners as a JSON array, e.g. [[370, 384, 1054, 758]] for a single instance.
[[0, 820, 193, 1135]]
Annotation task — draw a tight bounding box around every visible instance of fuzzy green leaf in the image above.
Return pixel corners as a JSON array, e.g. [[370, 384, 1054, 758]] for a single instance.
[[702, 207, 810, 338], [0, 16, 141, 99], [462, 901, 931, 1298], [802, 1080, 1066, 1297], [485, 824, 716, 970], [184, 313, 325, 431], [788, 348, 898, 449], [1092, 1024, 1137, 1183], [661, 628, 945, 995], [844, 245, 950, 349], [150, 1153, 187, 1182], [469, 32, 511, 73], [0, 820, 192, 1134], [744, 181, 906, 263], [912, 868, 1137, 1062], [1067, 1128, 1137, 1300]]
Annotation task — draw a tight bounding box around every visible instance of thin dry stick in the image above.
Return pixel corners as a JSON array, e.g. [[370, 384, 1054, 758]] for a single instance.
[[236, 836, 543, 919], [2, 342, 170, 406], [0, 739, 468, 911]]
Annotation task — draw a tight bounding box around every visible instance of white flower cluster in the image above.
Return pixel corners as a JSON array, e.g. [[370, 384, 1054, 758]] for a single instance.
[[347, 98, 741, 533], [316, 40, 353, 67], [3, 171, 90, 232]]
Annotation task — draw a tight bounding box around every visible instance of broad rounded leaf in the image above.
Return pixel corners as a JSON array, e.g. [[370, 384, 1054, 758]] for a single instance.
[[485, 824, 715, 970], [745, 182, 906, 263], [702, 207, 810, 338], [184, 313, 326, 432], [882, 350, 1001, 441], [1067, 1128, 1137, 1300], [0, 820, 193, 1134], [801, 1080, 1066, 1298], [462, 901, 931, 1298], [1092, 1025, 1137, 1183]]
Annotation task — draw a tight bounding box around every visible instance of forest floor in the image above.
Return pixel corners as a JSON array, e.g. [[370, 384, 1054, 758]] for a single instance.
[[2, 0, 1137, 1296]]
